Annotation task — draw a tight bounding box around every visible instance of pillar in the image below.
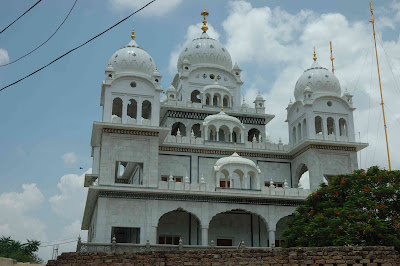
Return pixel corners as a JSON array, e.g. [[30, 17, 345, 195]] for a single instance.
[[137, 98, 143, 125], [147, 225, 157, 244], [122, 98, 128, 124], [268, 230, 276, 247], [335, 118, 340, 141], [201, 227, 209, 246]]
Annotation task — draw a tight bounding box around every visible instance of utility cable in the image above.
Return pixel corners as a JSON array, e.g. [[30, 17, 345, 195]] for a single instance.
[[0, 0, 78, 67], [0, 0, 43, 35], [40, 240, 77, 248], [0, 0, 156, 93]]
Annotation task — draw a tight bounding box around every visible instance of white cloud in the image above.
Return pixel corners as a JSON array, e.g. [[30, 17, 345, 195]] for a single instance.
[[49, 169, 90, 220], [0, 184, 47, 243], [0, 48, 9, 65], [168, 23, 220, 75], [221, 1, 400, 169], [109, 0, 183, 17], [61, 152, 78, 165]]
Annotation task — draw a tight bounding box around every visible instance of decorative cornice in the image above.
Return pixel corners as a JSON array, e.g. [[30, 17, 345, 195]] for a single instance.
[[159, 146, 291, 159], [160, 144, 357, 160], [103, 128, 159, 137], [167, 110, 266, 125], [98, 191, 304, 206]]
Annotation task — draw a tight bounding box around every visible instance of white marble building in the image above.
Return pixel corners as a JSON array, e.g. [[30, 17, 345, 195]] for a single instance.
[[81, 10, 367, 248]]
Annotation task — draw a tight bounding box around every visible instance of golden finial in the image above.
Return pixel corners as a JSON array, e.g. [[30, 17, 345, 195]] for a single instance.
[[200, 5, 209, 33], [313, 46, 317, 61], [234, 142, 237, 153], [131, 25, 135, 40], [369, 1, 374, 23], [330, 41, 335, 74], [221, 101, 224, 112], [215, 75, 218, 82]]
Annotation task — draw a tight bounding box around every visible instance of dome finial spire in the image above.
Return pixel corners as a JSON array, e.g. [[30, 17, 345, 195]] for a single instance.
[[234, 142, 237, 153], [313, 46, 317, 62], [201, 5, 209, 33], [330, 41, 335, 74], [131, 24, 135, 40]]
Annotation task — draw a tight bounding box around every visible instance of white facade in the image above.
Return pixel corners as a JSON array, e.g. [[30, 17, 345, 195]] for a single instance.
[[82, 15, 367, 248]]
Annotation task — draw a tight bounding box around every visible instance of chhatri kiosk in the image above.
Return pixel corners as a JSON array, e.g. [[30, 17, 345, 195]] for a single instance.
[[81, 8, 366, 249]]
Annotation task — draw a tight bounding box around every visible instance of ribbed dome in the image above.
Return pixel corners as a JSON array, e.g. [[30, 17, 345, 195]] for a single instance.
[[109, 39, 156, 77], [177, 32, 232, 71], [214, 152, 259, 171], [294, 60, 341, 101], [204, 111, 242, 126], [203, 81, 230, 93]]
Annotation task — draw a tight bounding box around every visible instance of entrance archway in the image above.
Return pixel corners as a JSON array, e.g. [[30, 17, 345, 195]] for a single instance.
[[208, 209, 269, 247], [157, 209, 201, 245]]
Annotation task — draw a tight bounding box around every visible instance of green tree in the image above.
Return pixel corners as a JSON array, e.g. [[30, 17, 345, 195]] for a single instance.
[[283, 166, 400, 250], [0, 236, 43, 263]]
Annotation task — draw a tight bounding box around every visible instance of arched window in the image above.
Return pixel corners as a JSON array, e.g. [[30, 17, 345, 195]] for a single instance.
[[298, 123, 302, 141], [315, 116, 322, 135], [223, 95, 229, 107], [208, 125, 216, 141], [142, 100, 152, 120], [171, 122, 186, 136], [232, 127, 241, 143], [112, 97, 123, 123], [248, 128, 261, 142], [327, 117, 335, 135], [302, 119, 307, 138], [218, 125, 230, 142], [297, 164, 310, 189], [213, 93, 221, 106], [292, 127, 297, 143], [205, 93, 211, 105], [191, 124, 201, 138], [191, 90, 201, 103], [127, 99, 137, 121], [339, 118, 348, 136]]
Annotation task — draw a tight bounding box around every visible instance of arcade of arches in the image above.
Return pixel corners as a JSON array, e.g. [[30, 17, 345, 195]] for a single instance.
[[156, 209, 291, 247]]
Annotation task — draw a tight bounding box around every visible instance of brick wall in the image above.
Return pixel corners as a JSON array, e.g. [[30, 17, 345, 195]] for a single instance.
[[47, 246, 400, 266]]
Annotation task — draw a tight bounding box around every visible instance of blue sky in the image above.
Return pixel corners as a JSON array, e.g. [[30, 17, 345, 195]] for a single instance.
[[0, 0, 399, 262]]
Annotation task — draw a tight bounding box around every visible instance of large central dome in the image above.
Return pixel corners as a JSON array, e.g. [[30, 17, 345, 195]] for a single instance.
[[177, 8, 232, 72], [177, 32, 232, 71]]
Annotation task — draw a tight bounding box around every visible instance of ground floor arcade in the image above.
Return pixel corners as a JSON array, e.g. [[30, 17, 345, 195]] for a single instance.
[[87, 195, 297, 248]]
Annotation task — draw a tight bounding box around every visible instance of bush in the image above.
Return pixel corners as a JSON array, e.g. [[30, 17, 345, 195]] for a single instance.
[[283, 166, 400, 250]]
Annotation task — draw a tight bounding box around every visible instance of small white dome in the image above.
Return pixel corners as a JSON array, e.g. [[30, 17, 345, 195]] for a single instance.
[[109, 39, 156, 78], [255, 94, 264, 101], [167, 84, 176, 92], [214, 152, 259, 171], [203, 82, 230, 94], [204, 111, 243, 127], [177, 32, 232, 71], [294, 60, 341, 101]]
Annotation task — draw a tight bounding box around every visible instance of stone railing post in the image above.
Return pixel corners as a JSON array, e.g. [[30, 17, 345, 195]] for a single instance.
[[76, 235, 81, 252], [210, 240, 214, 249], [111, 235, 116, 252], [146, 240, 150, 250], [178, 238, 183, 251]]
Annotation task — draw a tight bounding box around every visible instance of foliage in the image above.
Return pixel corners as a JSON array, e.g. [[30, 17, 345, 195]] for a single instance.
[[0, 236, 42, 263], [283, 166, 400, 250]]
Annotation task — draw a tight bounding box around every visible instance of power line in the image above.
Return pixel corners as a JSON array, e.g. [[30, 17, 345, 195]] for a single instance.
[[0, 0, 43, 35], [40, 240, 76, 248], [0, 0, 156, 93], [0, 0, 78, 67]]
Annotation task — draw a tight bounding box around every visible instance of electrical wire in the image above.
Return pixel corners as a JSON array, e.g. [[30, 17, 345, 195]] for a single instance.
[[0, 0, 78, 67], [40, 240, 77, 248], [39, 237, 77, 245], [0, 0, 156, 93], [0, 0, 43, 35]]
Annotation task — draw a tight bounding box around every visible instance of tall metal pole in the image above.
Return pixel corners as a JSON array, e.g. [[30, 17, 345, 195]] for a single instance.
[[369, 1, 391, 170]]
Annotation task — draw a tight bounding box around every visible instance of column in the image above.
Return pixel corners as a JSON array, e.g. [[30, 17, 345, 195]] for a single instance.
[[268, 230, 276, 247], [122, 97, 128, 124], [335, 118, 340, 141], [137, 98, 143, 125], [322, 117, 327, 140], [201, 227, 209, 246], [147, 225, 157, 244]]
